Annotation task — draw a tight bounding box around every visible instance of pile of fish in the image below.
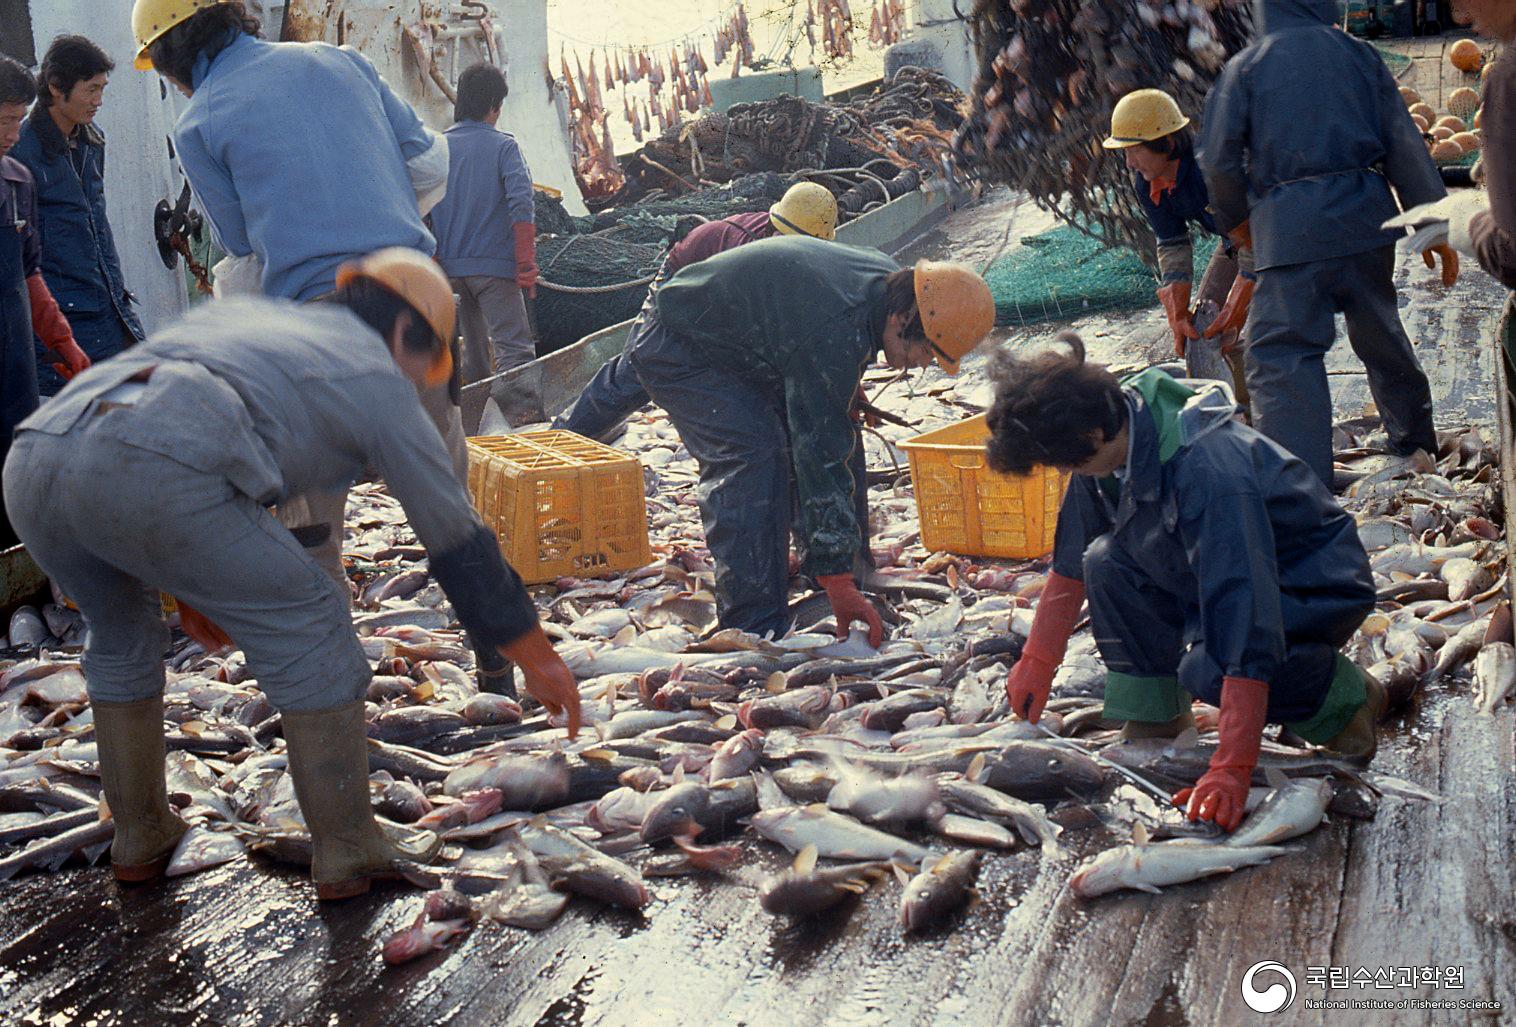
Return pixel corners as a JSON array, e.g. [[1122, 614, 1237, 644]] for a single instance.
[[953, 0, 1254, 259], [0, 355, 1484, 960]]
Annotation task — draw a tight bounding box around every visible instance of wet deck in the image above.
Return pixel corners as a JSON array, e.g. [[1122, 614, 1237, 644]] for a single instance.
[[5, 40, 1516, 1024]]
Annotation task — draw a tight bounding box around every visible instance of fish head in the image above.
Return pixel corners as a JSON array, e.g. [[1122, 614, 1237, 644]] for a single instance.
[[458, 788, 504, 823], [640, 784, 710, 841], [1068, 848, 1134, 898]]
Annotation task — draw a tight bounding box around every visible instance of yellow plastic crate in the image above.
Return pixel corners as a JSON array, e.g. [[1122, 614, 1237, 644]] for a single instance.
[[467, 430, 651, 585], [898, 414, 1070, 559]]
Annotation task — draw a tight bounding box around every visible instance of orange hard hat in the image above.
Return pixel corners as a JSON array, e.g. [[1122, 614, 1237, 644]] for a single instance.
[[913, 261, 995, 374], [336, 247, 456, 386]]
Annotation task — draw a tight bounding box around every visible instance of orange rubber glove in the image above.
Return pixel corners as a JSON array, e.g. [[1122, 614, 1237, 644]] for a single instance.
[[177, 600, 232, 652], [1173, 675, 1268, 831], [1226, 221, 1253, 251], [1006, 571, 1085, 723], [817, 573, 884, 648], [1422, 243, 1459, 288], [1204, 273, 1255, 346], [513, 222, 539, 299], [27, 274, 90, 380], [500, 625, 581, 738], [1157, 281, 1197, 358]]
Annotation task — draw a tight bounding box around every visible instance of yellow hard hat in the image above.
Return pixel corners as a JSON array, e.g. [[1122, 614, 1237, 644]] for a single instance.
[[1102, 89, 1191, 149], [769, 182, 839, 241], [132, 0, 231, 71], [336, 248, 457, 384], [913, 261, 995, 375]]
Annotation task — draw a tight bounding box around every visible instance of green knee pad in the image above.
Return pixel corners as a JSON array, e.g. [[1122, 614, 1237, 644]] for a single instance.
[[1285, 653, 1367, 744], [1102, 672, 1190, 723]]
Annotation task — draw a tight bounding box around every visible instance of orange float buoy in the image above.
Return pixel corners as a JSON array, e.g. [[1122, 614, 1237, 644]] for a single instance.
[[1399, 86, 1421, 106], [1411, 113, 1429, 133], [1475, 108, 1484, 130], [1450, 39, 1483, 74], [1452, 131, 1481, 153], [1432, 125, 1456, 141], [1431, 139, 1464, 160], [1435, 114, 1466, 133], [1409, 101, 1437, 122], [1448, 87, 1481, 119]]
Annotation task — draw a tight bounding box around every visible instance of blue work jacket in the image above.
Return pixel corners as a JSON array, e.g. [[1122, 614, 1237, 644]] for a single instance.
[[174, 33, 435, 301], [1051, 370, 1374, 685], [430, 120, 535, 280], [1133, 153, 1219, 247], [10, 109, 144, 344], [1198, 0, 1445, 270]]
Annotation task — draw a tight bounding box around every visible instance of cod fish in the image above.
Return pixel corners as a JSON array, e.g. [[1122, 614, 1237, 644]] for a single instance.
[[707, 729, 765, 782], [443, 750, 571, 810], [758, 844, 891, 917], [750, 802, 934, 863], [1474, 642, 1516, 715], [1226, 771, 1333, 848], [165, 826, 247, 877], [899, 850, 981, 931], [825, 763, 943, 828], [483, 834, 570, 929], [517, 817, 650, 909], [937, 762, 1065, 857], [1071, 825, 1288, 898], [640, 773, 757, 843], [0, 818, 113, 881]]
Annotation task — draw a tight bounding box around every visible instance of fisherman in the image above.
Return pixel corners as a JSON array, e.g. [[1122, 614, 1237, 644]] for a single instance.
[[429, 62, 540, 383], [3, 248, 582, 899], [129, 1, 523, 692], [988, 336, 1382, 831], [633, 235, 994, 642], [1198, 0, 1457, 487], [0, 57, 91, 548], [10, 36, 143, 396], [1103, 89, 1252, 405], [553, 181, 841, 442]]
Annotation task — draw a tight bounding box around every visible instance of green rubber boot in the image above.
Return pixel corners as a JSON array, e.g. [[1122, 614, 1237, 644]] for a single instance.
[[1319, 668, 1386, 764]]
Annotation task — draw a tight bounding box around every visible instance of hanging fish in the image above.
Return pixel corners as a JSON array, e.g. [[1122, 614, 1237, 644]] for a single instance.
[[561, 52, 581, 112], [701, 76, 714, 108], [631, 101, 644, 142], [869, 6, 882, 45], [604, 51, 615, 93]]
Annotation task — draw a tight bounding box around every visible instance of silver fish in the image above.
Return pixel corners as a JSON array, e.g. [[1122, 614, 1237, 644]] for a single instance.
[[483, 835, 569, 929], [1071, 832, 1288, 897], [900, 850, 981, 931], [517, 818, 650, 909], [750, 802, 934, 862], [165, 826, 247, 877], [929, 813, 1018, 849], [825, 765, 943, 828], [936, 773, 1065, 857], [1474, 641, 1516, 715], [1225, 773, 1333, 848], [758, 845, 890, 916]]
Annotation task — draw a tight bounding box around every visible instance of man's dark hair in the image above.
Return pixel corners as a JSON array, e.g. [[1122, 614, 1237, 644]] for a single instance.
[[883, 268, 926, 342], [985, 331, 1127, 476], [455, 63, 508, 123], [37, 35, 114, 107], [334, 278, 444, 355], [145, 3, 260, 90], [0, 57, 36, 108], [1138, 126, 1194, 162]]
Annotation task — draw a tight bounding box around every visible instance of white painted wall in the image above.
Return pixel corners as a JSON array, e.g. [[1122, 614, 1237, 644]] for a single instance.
[[28, 0, 190, 334], [909, 0, 978, 94], [295, 0, 586, 214]]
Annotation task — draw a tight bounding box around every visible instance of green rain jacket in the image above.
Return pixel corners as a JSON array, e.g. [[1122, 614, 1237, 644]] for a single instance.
[[655, 235, 897, 576]]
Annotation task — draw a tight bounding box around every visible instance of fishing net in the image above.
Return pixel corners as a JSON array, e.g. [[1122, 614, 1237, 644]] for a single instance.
[[1375, 44, 1414, 79], [984, 224, 1219, 327], [533, 235, 665, 353]]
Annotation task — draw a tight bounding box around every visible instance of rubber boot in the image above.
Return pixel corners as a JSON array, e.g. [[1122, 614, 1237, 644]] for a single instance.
[[1119, 706, 1196, 741], [282, 701, 442, 900], [1320, 668, 1386, 764], [474, 642, 518, 698], [92, 697, 189, 882]]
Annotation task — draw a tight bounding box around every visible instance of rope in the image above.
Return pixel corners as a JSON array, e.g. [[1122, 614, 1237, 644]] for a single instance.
[[537, 273, 658, 294]]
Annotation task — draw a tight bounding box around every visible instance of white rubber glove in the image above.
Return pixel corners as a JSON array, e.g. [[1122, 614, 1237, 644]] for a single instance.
[[1385, 190, 1490, 257]]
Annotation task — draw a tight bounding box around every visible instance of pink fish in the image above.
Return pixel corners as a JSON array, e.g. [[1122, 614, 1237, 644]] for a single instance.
[[381, 912, 470, 965]]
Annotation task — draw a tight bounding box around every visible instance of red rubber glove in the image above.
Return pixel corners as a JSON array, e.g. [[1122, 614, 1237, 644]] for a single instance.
[[513, 222, 539, 299], [176, 600, 232, 651], [1006, 571, 1085, 723], [817, 572, 884, 649], [1422, 243, 1459, 288], [1156, 281, 1197, 358], [1205, 273, 1255, 346], [27, 274, 90, 380], [1226, 221, 1253, 251], [1173, 675, 1268, 831], [500, 625, 581, 738]]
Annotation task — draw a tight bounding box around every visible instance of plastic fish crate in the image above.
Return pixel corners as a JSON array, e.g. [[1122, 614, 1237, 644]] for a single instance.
[[898, 414, 1070, 560], [467, 431, 651, 585]]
